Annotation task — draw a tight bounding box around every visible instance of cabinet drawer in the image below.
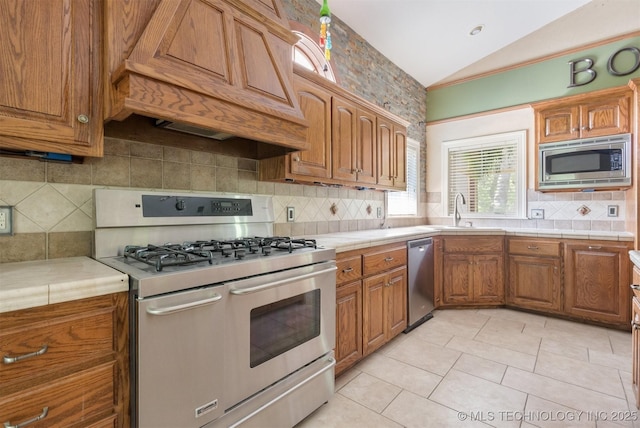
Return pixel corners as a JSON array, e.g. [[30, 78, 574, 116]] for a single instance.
[[508, 239, 560, 257], [443, 237, 504, 253], [363, 247, 406, 275], [0, 362, 116, 428], [0, 309, 115, 389], [337, 255, 362, 285]]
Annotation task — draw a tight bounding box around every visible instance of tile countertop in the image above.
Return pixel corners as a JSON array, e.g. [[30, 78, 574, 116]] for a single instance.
[[630, 251, 640, 270], [304, 225, 634, 253], [0, 256, 128, 314]]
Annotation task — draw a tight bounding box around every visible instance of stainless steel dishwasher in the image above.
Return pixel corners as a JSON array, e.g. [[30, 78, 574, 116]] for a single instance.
[[405, 237, 434, 332]]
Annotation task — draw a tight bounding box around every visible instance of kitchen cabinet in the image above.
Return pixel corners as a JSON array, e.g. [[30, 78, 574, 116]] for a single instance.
[[334, 244, 407, 374], [259, 66, 409, 190], [564, 240, 632, 326], [0, 293, 129, 427], [104, 0, 308, 151], [377, 117, 407, 190], [507, 237, 562, 313], [332, 96, 378, 185], [335, 254, 363, 376], [0, 0, 103, 157], [438, 236, 504, 306], [363, 266, 407, 356], [632, 266, 640, 409], [534, 87, 631, 144]]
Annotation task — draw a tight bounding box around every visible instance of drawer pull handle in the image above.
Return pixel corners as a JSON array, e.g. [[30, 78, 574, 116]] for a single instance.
[[4, 407, 48, 428], [633, 322, 640, 331], [527, 245, 539, 250], [588, 245, 601, 250], [3, 344, 48, 364], [631, 284, 640, 290], [384, 257, 394, 262], [342, 267, 353, 273]]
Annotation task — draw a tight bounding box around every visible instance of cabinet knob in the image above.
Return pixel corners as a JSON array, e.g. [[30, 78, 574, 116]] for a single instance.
[[581, 126, 590, 131], [384, 256, 394, 262], [77, 114, 89, 123], [631, 284, 640, 290], [293, 156, 300, 162], [571, 128, 579, 132], [342, 267, 353, 273]]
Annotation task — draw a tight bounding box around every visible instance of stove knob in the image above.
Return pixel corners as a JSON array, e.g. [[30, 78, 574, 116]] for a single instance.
[[222, 248, 232, 257], [262, 246, 272, 256], [235, 249, 246, 259], [176, 199, 186, 211]]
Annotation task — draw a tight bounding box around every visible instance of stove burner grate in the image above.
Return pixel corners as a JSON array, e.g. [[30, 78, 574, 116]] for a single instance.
[[124, 244, 213, 272]]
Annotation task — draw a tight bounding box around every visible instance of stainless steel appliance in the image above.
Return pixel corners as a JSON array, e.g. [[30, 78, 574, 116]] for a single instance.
[[93, 189, 336, 428], [538, 133, 631, 190], [405, 238, 434, 332]]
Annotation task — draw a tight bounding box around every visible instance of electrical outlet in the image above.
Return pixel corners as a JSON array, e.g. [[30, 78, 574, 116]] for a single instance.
[[287, 206, 295, 222], [531, 208, 544, 219], [376, 207, 382, 218], [0, 206, 13, 235]]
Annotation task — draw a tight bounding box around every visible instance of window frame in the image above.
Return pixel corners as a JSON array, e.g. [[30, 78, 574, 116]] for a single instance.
[[387, 138, 420, 217], [441, 130, 527, 219]]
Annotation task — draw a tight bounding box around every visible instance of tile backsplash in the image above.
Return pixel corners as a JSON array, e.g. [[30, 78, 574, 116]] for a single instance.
[[0, 137, 425, 263]]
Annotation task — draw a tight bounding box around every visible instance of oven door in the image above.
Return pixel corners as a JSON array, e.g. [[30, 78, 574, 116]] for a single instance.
[[224, 260, 336, 409], [136, 286, 226, 428]]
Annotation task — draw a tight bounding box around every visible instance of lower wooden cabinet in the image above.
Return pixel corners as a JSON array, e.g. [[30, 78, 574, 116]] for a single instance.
[[334, 244, 407, 376], [564, 240, 631, 326], [0, 293, 129, 428], [632, 295, 640, 409], [335, 280, 362, 375], [438, 236, 505, 306], [362, 266, 407, 356], [507, 238, 562, 313]]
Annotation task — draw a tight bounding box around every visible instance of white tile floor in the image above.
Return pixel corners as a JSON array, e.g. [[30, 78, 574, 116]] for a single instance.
[[297, 308, 637, 428]]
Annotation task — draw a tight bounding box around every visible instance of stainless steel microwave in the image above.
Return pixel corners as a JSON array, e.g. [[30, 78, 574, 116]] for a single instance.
[[538, 133, 631, 190]]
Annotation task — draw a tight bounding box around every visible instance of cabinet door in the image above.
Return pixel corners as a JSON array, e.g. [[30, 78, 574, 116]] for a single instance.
[[393, 127, 407, 190], [633, 297, 640, 409], [386, 266, 407, 338], [442, 254, 474, 304], [580, 94, 631, 138], [363, 273, 387, 356], [332, 96, 358, 182], [290, 78, 332, 177], [376, 117, 395, 187], [0, 0, 102, 156], [564, 242, 630, 325], [355, 109, 377, 185], [335, 281, 362, 376], [536, 105, 580, 143], [507, 255, 561, 312], [474, 254, 505, 303]]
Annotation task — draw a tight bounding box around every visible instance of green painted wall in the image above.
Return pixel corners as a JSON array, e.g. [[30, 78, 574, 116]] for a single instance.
[[426, 35, 640, 121]]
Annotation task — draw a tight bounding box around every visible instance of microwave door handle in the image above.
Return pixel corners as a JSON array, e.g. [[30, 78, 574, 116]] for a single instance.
[[146, 294, 222, 315], [229, 266, 337, 295]]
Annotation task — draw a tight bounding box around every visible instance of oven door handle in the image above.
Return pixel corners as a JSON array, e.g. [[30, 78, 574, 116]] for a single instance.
[[146, 294, 222, 315], [229, 266, 337, 295]]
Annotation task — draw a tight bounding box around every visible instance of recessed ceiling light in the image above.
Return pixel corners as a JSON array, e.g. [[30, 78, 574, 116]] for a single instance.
[[469, 25, 484, 36]]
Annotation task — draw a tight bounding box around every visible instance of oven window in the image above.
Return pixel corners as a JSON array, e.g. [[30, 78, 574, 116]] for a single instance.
[[249, 289, 321, 368]]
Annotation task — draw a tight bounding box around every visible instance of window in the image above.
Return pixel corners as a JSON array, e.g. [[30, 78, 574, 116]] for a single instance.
[[388, 139, 419, 216], [442, 130, 526, 219], [292, 31, 335, 82]]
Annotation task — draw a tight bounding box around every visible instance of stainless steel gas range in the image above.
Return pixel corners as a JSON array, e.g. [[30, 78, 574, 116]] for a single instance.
[[94, 189, 336, 428]]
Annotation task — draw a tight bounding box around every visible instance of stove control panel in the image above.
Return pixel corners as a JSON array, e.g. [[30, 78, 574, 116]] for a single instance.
[[142, 195, 253, 217]]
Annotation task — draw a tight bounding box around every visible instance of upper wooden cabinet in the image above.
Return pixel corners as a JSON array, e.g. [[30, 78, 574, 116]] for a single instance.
[[534, 87, 631, 144], [377, 117, 407, 190], [103, 0, 308, 151], [259, 66, 409, 191], [0, 0, 103, 157]]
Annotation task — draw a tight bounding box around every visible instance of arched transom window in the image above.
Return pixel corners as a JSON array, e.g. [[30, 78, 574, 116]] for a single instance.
[[292, 31, 335, 82]]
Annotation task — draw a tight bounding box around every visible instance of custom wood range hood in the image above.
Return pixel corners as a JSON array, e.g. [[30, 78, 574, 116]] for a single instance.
[[103, 0, 309, 158]]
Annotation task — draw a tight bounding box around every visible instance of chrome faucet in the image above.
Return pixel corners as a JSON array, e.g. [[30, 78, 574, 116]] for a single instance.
[[453, 192, 466, 227]]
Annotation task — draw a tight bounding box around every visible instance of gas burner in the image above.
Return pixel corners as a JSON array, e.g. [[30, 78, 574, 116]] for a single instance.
[[265, 237, 317, 253], [124, 244, 213, 272]]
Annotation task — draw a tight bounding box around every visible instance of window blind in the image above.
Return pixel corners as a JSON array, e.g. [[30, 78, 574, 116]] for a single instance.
[[388, 142, 418, 216]]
